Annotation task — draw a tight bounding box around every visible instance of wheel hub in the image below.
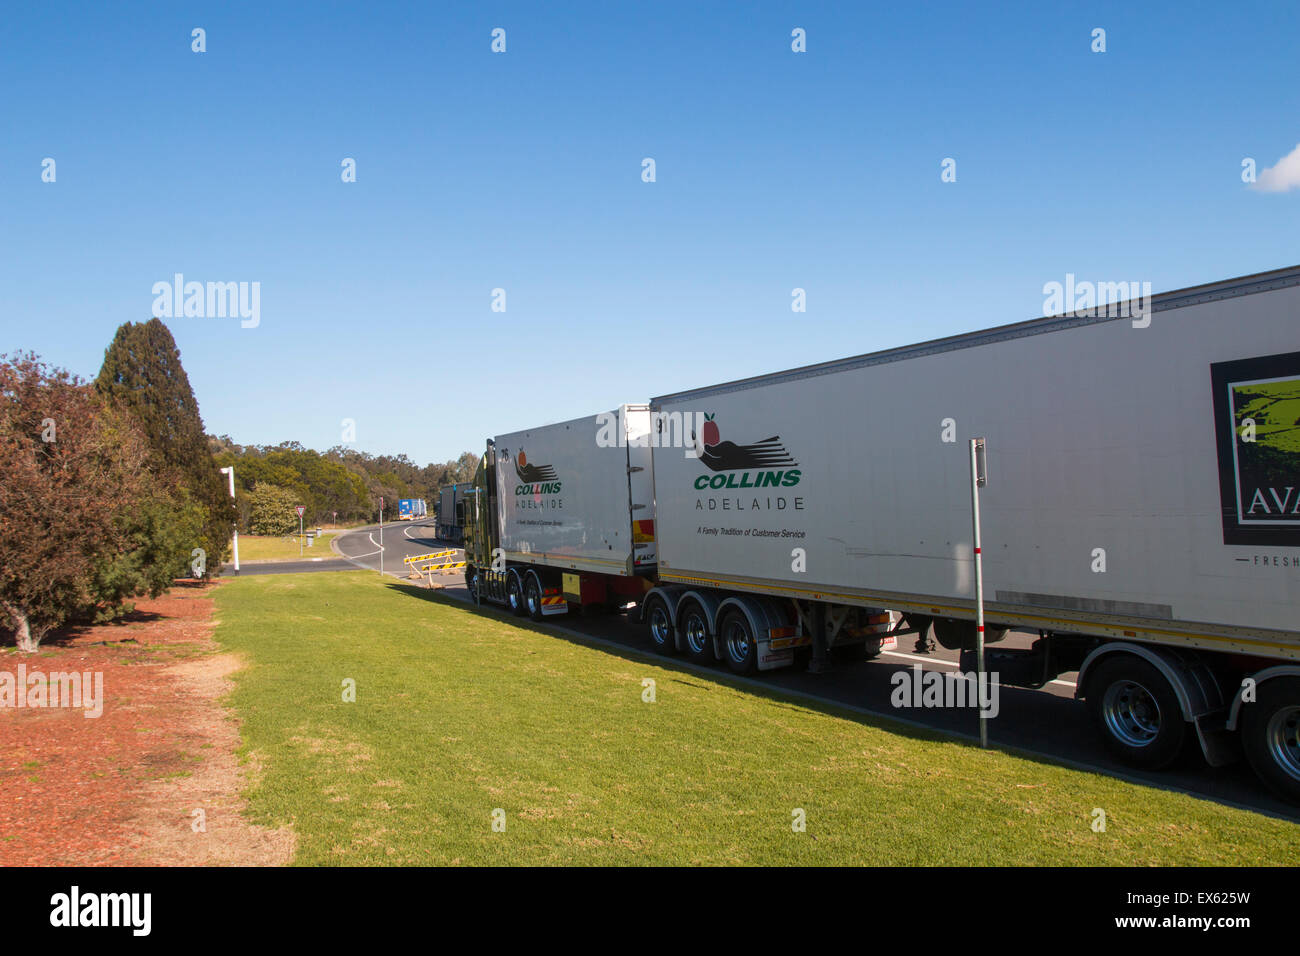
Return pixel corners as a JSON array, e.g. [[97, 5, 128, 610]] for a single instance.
[[649, 607, 671, 646], [1265, 705, 1300, 783], [685, 616, 708, 654], [1102, 679, 1162, 747], [725, 622, 750, 663]]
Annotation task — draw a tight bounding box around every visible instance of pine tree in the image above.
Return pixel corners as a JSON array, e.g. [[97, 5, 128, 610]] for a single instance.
[[95, 319, 235, 572]]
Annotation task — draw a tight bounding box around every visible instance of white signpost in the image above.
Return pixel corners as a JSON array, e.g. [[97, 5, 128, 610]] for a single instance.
[[969, 438, 988, 749], [219, 466, 239, 572], [296, 505, 306, 557]]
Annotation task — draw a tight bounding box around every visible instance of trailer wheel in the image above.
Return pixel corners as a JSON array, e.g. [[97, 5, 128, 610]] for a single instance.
[[524, 574, 544, 622], [680, 601, 715, 664], [720, 611, 758, 675], [932, 618, 964, 650], [1240, 677, 1300, 804], [465, 566, 480, 605], [506, 571, 526, 617], [1086, 656, 1187, 770], [641, 595, 676, 655]]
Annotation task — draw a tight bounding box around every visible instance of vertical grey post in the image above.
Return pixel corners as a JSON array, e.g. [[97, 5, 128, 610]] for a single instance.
[[299, 511, 304, 557], [379, 497, 385, 576], [809, 601, 829, 674], [969, 437, 988, 749]]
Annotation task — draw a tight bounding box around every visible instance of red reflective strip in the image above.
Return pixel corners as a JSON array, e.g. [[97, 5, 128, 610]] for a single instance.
[[977, 626, 985, 632], [974, 547, 981, 554]]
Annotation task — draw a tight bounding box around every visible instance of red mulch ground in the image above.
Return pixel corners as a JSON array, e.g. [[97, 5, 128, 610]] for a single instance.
[[0, 582, 293, 866]]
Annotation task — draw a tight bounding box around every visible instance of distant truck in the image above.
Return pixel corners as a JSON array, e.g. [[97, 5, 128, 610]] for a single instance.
[[437, 484, 467, 543], [397, 498, 427, 521], [462, 264, 1300, 803]]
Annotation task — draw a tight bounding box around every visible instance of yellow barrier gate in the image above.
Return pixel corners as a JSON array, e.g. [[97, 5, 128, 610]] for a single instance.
[[403, 549, 467, 586]]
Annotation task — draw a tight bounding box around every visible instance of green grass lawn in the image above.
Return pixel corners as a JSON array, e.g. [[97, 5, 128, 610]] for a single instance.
[[213, 572, 1300, 866], [237, 531, 341, 562]]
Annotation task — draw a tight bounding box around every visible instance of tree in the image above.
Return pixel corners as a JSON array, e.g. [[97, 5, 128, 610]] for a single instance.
[[450, 451, 480, 485], [0, 355, 148, 650], [217, 439, 480, 526], [95, 319, 235, 572], [248, 484, 299, 535], [90, 483, 205, 621]]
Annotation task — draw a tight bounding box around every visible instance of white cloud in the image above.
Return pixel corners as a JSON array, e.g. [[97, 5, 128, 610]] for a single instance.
[[1253, 142, 1300, 192]]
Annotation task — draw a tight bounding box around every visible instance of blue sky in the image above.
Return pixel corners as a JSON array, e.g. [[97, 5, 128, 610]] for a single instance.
[[2, 1, 1297, 464]]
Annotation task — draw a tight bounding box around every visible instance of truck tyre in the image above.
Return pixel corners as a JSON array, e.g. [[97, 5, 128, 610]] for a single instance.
[[720, 611, 758, 675], [465, 566, 480, 605], [642, 594, 676, 655], [932, 617, 969, 650], [679, 601, 715, 664], [506, 570, 526, 617], [524, 573, 545, 622], [1239, 677, 1300, 804], [1086, 656, 1187, 770]]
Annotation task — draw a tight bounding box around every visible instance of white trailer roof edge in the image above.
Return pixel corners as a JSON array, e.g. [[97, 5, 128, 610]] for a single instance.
[[650, 263, 1300, 405], [493, 403, 651, 440]]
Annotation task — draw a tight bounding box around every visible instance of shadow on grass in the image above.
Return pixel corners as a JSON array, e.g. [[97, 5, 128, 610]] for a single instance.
[[380, 581, 1019, 752], [377, 578, 1300, 821]]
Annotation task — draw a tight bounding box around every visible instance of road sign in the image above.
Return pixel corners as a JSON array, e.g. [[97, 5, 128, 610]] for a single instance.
[[295, 505, 305, 517]]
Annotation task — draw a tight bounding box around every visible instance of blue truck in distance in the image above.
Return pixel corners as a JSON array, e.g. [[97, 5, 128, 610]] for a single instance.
[[398, 498, 427, 521]]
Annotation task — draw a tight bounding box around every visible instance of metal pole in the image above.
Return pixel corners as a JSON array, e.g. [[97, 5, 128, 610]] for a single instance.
[[299, 512, 304, 557], [969, 438, 987, 749], [808, 602, 829, 674], [379, 497, 384, 576]]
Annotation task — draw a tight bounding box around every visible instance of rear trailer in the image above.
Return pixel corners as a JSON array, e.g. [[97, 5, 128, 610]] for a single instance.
[[644, 265, 1300, 800], [437, 485, 466, 542], [464, 405, 657, 619]]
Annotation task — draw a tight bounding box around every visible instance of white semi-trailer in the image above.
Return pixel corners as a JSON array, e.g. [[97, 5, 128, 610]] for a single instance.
[[465, 406, 657, 617], [466, 265, 1300, 801]]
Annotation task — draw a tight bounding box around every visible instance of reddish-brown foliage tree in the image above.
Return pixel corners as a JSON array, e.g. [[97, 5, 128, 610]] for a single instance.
[[0, 353, 149, 651]]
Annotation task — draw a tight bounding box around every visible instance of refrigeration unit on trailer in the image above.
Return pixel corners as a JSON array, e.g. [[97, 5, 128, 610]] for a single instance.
[[463, 405, 657, 619], [640, 264, 1300, 800]]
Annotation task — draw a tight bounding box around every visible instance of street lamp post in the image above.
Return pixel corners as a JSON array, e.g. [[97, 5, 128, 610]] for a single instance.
[[219, 466, 239, 572]]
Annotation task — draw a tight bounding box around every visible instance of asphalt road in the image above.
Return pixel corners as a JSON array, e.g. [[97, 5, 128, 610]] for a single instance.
[[226, 520, 450, 576], [332, 518, 452, 573], [323, 519, 1299, 821]]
